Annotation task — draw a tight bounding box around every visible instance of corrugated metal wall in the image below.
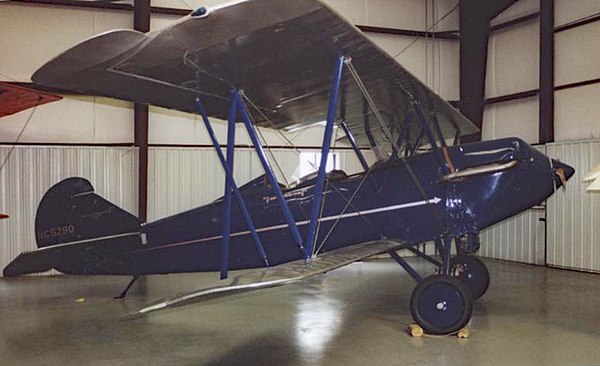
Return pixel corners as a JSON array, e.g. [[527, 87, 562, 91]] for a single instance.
[[0, 146, 137, 274], [546, 140, 600, 273], [479, 208, 546, 265]]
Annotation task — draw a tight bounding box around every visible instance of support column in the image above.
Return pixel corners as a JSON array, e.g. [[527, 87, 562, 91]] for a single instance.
[[459, 1, 490, 143], [134, 0, 150, 222], [459, 0, 520, 143], [539, 0, 555, 143], [134, 104, 149, 222]]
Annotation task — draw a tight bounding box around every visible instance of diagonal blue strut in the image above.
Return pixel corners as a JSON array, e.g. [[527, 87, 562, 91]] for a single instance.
[[340, 119, 369, 171], [196, 98, 268, 279], [233, 91, 305, 255], [305, 55, 346, 258], [219, 93, 237, 279]]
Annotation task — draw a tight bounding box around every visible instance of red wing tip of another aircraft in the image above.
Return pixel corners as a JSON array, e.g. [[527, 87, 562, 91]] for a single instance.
[[0, 214, 8, 219], [0, 82, 62, 118]]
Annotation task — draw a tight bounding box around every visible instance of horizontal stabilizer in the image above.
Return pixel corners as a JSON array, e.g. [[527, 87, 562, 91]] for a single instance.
[[2, 250, 56, 277], [3, 232, 141, 277], [125, 240, 406, 319]]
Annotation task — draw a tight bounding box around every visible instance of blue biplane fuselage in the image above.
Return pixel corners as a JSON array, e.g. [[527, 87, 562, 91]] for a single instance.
[[32, 137, 568, 277]]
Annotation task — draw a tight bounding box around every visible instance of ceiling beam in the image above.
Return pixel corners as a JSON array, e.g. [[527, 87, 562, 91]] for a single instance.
[[7, 0, 190, 16]]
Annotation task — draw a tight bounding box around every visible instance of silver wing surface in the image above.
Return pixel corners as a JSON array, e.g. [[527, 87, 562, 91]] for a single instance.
[[125, 240, 405, 318], [32, 0, 478, 157]]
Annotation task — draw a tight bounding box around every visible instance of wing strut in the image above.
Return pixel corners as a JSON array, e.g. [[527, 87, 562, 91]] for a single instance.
[[197, 99, 269, 279], [220, 92, 238, 280], [340, 120, 369, 171], [305, 55, 346, 258], [233, 90, 306, 255]]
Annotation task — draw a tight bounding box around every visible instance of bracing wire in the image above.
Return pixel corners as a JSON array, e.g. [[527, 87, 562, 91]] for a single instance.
[[311, 124, 340, 256], [241, 93, 376, 229], [0, 106, 38, 173], [392, 2, 459, 60], [315, 165, 376, 255]]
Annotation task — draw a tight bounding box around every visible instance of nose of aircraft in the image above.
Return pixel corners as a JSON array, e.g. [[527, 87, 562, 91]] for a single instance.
[[552, 159, 575, 189]]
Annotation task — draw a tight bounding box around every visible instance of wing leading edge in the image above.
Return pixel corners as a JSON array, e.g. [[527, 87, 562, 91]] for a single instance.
[[32, 0, 478, 157]]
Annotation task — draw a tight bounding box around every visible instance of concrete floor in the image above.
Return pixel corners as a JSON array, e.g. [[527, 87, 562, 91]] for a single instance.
[[1, 258, 599, 366]]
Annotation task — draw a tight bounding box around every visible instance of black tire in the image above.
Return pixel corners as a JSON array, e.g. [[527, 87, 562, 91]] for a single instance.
[[450, 255, 490, 300], [410, 275, 473, 335]]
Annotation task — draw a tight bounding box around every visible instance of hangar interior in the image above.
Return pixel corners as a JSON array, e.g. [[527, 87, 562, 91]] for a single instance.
[[0, 0, 599, 365]]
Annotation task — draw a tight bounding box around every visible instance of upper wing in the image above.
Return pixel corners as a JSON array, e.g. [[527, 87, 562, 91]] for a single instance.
[[32, 0, 478, 156], [0, 82, 62, 118], [125, 239, 406, 318]]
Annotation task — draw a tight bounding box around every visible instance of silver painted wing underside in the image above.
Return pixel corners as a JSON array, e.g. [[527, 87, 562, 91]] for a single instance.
[[126, 240, 405, 318], [32, 0, 478, 156]]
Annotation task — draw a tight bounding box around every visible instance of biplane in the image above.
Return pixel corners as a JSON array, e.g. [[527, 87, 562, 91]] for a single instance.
[[3, 0, 574, 335]]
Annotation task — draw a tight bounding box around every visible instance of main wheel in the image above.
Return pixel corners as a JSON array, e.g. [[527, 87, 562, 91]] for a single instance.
[[450, 255, 490, 300], [410, 275, 473, 335]]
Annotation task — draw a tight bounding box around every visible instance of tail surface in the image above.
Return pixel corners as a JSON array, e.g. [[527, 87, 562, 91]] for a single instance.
[[34, 177, 140, 248], [4, 178, 142, 277]]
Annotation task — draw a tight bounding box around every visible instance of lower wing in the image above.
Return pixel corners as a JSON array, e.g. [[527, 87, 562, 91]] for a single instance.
[[125, 239, 406, 319]]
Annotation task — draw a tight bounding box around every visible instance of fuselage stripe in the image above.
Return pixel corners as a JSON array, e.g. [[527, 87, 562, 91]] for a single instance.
[[138, 197, 441, 253]]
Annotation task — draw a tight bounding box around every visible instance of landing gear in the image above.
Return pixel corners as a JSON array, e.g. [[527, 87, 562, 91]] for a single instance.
[[450, 255, 490, 300], [410, 275, 473, 335]]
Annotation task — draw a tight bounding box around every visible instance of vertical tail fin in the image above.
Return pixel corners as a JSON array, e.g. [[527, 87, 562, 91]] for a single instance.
[[35, 177, 141, 248]]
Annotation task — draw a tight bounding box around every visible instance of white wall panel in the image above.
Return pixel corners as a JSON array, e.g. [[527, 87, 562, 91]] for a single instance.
[[431, 39, 460, 100], [555, 84, 600, 142], [486, 21, 540, 98], [481, 96, 539, 144], [555, 0, 600, 27], [428, 0, 459, 32], [147, 147, 371, 220], [480, 208, 546, 265], [555, 22, 600, 86], [0, 4, 131, 81], [0, 146, 137, 276], [0, 97, 134, 144], [363, 0, 425, 29], [547, 140, 600, 273]]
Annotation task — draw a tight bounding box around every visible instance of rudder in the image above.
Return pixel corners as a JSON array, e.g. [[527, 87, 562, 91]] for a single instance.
[[35, 177, 141, 248]]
